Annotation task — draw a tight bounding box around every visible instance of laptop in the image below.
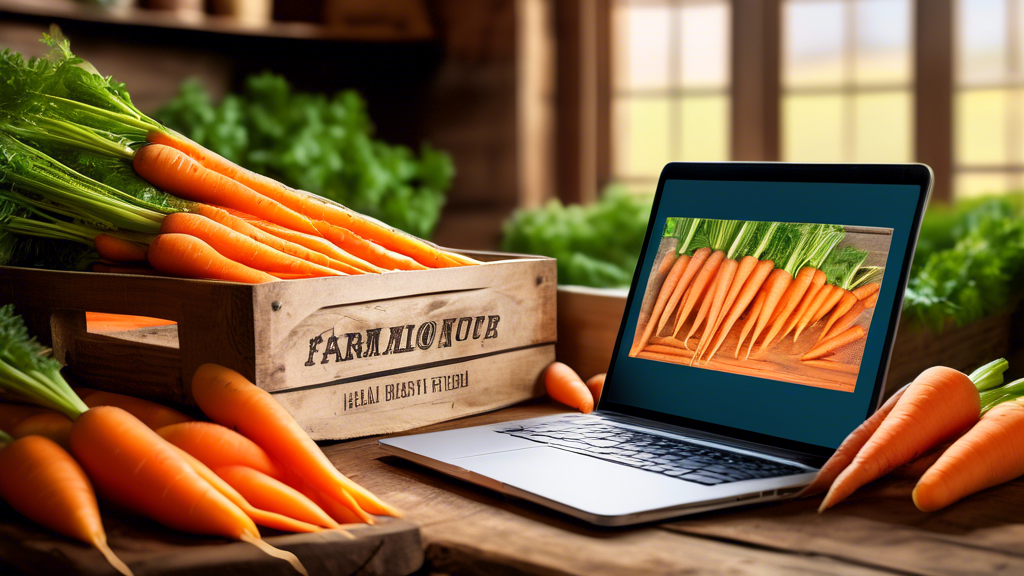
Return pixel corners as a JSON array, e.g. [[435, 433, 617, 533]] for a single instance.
[[380, 162, 932, 526]]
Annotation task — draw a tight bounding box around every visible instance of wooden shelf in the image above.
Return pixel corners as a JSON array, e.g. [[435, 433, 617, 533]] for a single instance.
[[0, 0, 435, 42]]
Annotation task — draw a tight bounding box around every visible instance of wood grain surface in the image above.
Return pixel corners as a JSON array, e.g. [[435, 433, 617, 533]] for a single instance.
[[326, 400, 1024, 576]]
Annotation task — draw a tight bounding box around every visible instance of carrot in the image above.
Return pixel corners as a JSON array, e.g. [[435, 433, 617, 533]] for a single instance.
[[0, 434, 133, 576], [745, 269, 792, 359], [192, 205, 373, 275], [698, 256, 755, 359], [173, 446, 326, 535], [147, 233, 278, 284], [585, 373, 606, 404], [759, 266, 817, 352], [234, 215, 382, 274], [681, 265, 723, 352], [157, 421, 284, 480], [160, 213, 342, 278], [820, 292, 878, 343], [819, 291, 858, 343], [655, 249, 708, 337], [190, 364, 394, 520], [735, 291, 766, 358], [809, 285, 845, 327], [799, 384, 910, 498], [94, 234, 146, 263], [818, 366, 981, 512], [793, 284, 836, 342], [779, 268, 826, 342], [853, 282, 881, 300], [913, 399, 1024, 511], [672, 250, 724, 340], [70, 406, 307, 574], [134, 144, 319, 236], [148, 131, 459, 268], [216, 466, 339, 530], [703, 258, 773, 363], [693, 258, 738, 360], [314, 221, 428, 272], [655, 251, 679, 280], [630, 252, 694, 356], [79, 390, 193, 430], [544, 362, 593, 413], [0, 403, 50, 430], [10, 412, 73, 447], [303, 484, 366, 525], [801, 325, 866, 360]]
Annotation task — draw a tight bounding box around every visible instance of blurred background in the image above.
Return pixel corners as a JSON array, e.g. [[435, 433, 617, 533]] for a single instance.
[[0, 0, 1012, 249]]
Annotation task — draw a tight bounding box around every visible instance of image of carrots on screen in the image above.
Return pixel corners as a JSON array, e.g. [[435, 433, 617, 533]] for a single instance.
[[629, 218, 890, 393]]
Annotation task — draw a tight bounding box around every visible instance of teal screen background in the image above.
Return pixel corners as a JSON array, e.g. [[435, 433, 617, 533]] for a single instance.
[[603, 179, 922, 449]]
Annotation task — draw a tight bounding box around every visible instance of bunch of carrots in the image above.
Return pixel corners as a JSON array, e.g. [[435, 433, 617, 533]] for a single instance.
[[805, 357, 1024, 512], [630, 218, 883, 368], [0, 37, 477, 283], [0, 304, 397, 576]]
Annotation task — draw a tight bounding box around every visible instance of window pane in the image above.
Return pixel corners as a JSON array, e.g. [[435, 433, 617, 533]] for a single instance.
[[679, 2, 730, 89], [956, 89, 1010, 164], [784, 1, 847, 88], [854, 0, 911, 84], [958, 0, 1008, 84], [955, 172, 1014, 198], [613, 96, 672, 178], [679, 95, 730, 161], [782, 94, 844, 161], [613, 3, 672, 90], [853, 91, 912, 162]]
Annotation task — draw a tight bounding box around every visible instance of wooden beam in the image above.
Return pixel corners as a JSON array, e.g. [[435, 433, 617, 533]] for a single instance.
[[516, 0, 556, 209], [915, 0, 954, 202], [731, 0, 780, 161]]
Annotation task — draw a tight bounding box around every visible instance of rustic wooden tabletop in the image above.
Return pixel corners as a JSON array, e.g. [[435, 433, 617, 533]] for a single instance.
[[328, 399, 1024, 576]]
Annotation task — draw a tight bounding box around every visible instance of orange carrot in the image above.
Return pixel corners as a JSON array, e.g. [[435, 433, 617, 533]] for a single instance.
[[913, 399, 1024, 511], [809, 285, 845, 327], [303, 484, 365, 525], [819, 290, 858, 343], [148, 131, 458, 268], [746, 269, 792, 359], [190, 364, 393, 520], [853, 282, 881, 300], [160, 213, 342, 278], [694, 258, 738, 359], [630, 253, 694, 356], [79, 390, 192, 430], [147, 233, 278, 284], [70, 406, 308, 574], [544, 362, 593, 413], [801, 325, 866, 360], [799, 384, 910, 498], [656, 251, 679, 279], [793, 284, 836, 341], [191, 205, 372, 275], [233, 214, 381, 274], [681, 266, 723, 352], [779, 269, 826, 342], [0, 403, 49, 430], [134, 144, 319, 236], [657, 249, 712, 336], [819, 366, 981, 511], [673, 250, 725, 339], [735, 291, 766, 358], [585, 373, 606, 404], [820, 292, 878, 343], [703, 259, 773, 363], [699, 256, 756, 358], [10, 412, 73, 447], [216, 466, 339, 529], [94, 234, 146, 263], [157, 421, 284, 480], [314, 221, 428, 271], [759, 266, 817, 352], [0, 434, 133, 576]]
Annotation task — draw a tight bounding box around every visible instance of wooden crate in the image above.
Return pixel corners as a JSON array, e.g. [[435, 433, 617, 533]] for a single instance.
[[0, 252, 556, 440], [555, 287, 1024, 398]]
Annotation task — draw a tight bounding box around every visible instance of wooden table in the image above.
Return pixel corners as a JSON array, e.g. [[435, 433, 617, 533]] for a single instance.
[[326, 399, 1024, 576]]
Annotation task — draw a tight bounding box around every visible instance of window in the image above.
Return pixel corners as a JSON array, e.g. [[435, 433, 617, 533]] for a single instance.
[[610, 0, 731, 192], [955, 0, 1024, 197], [781, 0, 913, 163]]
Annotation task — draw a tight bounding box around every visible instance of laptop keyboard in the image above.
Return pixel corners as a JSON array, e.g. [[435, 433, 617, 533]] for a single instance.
[[495, 420, 807, 486]]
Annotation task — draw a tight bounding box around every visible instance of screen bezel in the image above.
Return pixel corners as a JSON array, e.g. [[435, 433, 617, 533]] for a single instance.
[[597, 162, 933, 460]]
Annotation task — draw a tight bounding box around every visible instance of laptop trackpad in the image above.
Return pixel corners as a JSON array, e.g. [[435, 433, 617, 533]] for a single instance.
[[453, 446, 711, 517]]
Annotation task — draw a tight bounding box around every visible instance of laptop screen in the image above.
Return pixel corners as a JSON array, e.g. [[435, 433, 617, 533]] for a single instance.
[[600, 170, 928, 456]]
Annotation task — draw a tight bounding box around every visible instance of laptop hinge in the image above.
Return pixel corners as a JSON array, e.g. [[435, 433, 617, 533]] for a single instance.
[[591, 409, 827, 469]]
